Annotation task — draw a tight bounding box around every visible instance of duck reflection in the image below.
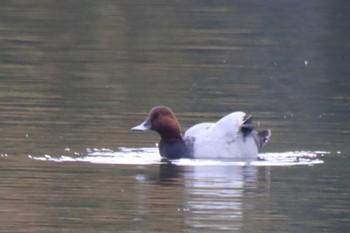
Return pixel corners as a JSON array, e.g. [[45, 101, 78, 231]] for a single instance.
[[158, 162, 185, 185], [158, 162, 259, 231]]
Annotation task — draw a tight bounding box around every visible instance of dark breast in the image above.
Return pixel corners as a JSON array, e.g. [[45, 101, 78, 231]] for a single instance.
[[159, 139, 192, 159]]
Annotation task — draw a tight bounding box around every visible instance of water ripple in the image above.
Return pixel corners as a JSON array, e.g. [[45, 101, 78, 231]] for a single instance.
[[28, 147, 327, 166]]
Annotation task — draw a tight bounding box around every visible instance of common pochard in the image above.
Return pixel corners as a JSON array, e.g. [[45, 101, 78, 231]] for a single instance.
[[132, 106, 271, 159]]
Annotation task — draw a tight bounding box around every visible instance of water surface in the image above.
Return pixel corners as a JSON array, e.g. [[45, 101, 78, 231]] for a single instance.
[[0, 0, 349, 232]]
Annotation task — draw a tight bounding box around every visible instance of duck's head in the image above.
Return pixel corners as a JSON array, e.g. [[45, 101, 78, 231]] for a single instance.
[[131, 106, 182, 140]]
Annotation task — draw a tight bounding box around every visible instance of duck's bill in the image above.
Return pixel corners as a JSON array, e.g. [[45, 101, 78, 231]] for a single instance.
[[131, 120, 152, 131]]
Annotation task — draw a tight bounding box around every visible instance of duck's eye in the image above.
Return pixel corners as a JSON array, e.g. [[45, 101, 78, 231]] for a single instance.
[[153, 113, 160, 120]]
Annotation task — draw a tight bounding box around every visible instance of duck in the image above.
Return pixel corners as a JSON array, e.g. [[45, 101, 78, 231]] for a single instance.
[[131, 106, 271, 159]]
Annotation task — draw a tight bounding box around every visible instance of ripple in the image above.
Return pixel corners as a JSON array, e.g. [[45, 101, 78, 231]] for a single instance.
[[28, 147, 327, 166]]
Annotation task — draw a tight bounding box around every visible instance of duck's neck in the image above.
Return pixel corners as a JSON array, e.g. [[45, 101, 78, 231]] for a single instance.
[[157, 127, 182, 140], [159, 138, 191, 159]]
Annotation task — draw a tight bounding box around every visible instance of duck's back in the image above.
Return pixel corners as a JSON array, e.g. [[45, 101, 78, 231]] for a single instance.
[[184, 122, 214, 138], [184, 112, 259, 158]]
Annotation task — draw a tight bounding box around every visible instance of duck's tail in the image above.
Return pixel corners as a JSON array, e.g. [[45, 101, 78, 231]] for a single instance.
[[241, 115, 271, 151], [256, 130, 271, 151]]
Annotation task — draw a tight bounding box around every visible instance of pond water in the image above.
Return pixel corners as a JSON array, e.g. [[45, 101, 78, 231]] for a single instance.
[[0, 0, 349, 232]]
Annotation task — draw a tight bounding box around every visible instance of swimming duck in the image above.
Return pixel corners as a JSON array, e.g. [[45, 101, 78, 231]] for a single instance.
[[131, 106, 270, 159]]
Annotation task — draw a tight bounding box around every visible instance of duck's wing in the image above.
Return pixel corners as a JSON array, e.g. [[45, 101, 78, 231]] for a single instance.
[[185, 112, 253, 139], [241, 115, 254, 137], [184, 122, 214, 138]]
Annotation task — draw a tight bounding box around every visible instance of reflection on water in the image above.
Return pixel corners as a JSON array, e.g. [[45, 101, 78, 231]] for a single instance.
[[26, 148, 325, 231], [183, 165, 251, 231], [1, 147, 349, 233]]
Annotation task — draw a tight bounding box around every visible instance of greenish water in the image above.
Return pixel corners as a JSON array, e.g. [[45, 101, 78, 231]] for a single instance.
[[0, 0, 349, 232]]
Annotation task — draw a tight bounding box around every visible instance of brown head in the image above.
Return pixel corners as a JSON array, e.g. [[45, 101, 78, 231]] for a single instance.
[[131, 106, 182, 140]]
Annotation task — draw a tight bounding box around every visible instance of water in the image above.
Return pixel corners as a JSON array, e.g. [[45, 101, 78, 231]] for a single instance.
[[0, 0, 349, 232]]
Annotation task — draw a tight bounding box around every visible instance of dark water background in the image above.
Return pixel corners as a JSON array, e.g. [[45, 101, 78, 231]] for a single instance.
[[0, 0, 349, 232]]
